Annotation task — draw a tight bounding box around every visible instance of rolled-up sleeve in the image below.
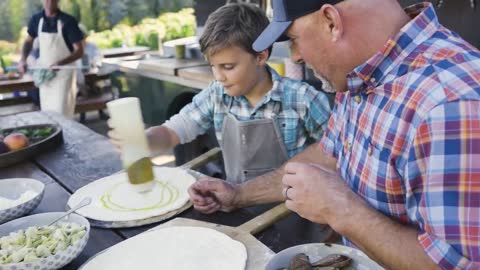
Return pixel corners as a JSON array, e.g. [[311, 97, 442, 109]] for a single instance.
[[163, 83, 216, 144], [407, 100, 480, 270]]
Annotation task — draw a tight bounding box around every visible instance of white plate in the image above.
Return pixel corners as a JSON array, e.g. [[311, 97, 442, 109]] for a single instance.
[[0, 212, 90, 270], [0, 178, 45, 224], [266, 243, 385, 270], [67, 167, 196, 228]]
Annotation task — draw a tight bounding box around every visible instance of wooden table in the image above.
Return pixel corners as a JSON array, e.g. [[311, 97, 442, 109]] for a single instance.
[[138, 58, 208, 76], [0, 111, 335, 269], [0, 74, 36, 93], [177, 65, 214, 84], [101, 47, 151, 59], [103, 56, 212, 89], [0, 71, 110, 94]]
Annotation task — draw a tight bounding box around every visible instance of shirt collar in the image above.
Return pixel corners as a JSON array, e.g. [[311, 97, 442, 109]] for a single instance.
[[348, 2, 440, 95], [265, 65, 283, 102]]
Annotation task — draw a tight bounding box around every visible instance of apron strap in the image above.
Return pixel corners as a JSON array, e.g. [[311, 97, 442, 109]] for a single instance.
[[272, 100, 282, 115], [227, 96, 234, 112], [38, 18, 44, 35], [56, 19, 62, 34]]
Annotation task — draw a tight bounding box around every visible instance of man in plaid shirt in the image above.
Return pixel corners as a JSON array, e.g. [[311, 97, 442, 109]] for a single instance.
[[190, 0, 480, 269]]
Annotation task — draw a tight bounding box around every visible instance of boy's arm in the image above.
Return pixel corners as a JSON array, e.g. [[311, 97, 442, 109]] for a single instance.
[[145, 126, 181, 156], [162, 83, 217, 144]]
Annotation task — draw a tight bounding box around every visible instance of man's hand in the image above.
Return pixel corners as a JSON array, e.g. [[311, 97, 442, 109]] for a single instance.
[[49, 62, 61, 71], [188, 177, 239, 214], [282, 162, 362, 227]]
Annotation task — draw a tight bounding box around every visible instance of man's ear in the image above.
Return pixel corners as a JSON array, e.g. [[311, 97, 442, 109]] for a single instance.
[[319, 4, 343, 42], [256, 50, 270, 65]]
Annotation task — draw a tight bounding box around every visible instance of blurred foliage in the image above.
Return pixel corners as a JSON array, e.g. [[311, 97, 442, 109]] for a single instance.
[[0, 0, 195, 59], [0, 40, 15, 56], [88, 8, 195, 50]]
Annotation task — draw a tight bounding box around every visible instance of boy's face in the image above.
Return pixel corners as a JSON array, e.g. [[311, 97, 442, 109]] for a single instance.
[[208, 45, 266, 97]]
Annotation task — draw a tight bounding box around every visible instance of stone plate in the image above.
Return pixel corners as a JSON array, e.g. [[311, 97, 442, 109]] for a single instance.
[[0, 124, 63, 168]]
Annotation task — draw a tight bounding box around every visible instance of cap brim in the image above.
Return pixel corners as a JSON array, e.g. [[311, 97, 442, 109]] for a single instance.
[[253, 21, 292, 52]]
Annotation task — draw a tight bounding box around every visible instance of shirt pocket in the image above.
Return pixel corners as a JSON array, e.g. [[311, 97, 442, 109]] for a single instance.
[[352, 131, 406, 209], [276, 110, 300, 151]]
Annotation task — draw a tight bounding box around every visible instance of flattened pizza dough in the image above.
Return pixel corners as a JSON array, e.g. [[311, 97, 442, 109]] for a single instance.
[[68, 167, 195, 222], [81, 226, 247, 270]]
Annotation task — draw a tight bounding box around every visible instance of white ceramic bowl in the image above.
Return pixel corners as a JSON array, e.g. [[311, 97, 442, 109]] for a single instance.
[[0, 178, 45, 224], [0, 212, 90, 270], [266, 243, 385, 270]]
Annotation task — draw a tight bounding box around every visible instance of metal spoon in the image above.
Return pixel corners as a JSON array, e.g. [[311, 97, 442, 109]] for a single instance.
[[48, 197, 92, 226]]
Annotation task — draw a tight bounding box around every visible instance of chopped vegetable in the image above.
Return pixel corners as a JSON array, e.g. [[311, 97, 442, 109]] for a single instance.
[[0, 222, 86, 265], [1, 126, 55, 144]]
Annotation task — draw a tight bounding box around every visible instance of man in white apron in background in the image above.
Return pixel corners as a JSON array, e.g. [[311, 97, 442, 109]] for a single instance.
[[19, 0, 84, 119]]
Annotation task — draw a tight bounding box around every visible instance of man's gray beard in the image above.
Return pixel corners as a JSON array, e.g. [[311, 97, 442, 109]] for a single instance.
[[313, 70, 336, 93]]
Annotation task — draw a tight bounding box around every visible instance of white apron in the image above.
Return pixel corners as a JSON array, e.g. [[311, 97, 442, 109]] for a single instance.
[[37, 18, 77, 118]]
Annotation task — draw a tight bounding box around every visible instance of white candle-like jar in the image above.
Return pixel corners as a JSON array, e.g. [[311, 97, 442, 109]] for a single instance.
[[107, 97, 154, 193]]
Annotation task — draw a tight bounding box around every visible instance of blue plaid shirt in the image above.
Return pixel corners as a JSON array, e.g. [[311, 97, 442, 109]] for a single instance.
[[164, 67, 331, 158]]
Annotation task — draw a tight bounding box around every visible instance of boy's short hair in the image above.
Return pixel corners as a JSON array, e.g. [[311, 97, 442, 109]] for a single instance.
[[200, 3, 272, 58]]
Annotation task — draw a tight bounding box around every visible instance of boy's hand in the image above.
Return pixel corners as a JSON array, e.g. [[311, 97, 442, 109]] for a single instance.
[[107, 119, 122, 153], [188, 177, 238, 214]]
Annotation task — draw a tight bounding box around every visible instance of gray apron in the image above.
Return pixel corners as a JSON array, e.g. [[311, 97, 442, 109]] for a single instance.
[[221, 98, 288, 183]]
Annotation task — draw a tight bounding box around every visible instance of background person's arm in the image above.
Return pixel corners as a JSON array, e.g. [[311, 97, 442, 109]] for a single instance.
[[18, 36, 34, 73], [54, 41, 84, 66]]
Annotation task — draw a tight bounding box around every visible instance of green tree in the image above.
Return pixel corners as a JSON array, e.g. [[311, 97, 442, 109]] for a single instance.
[[108, 0, 128, 28], [126, 0, 152, 25], [77, 0, 95, 30], [92, 0, 111, 31], [0, 1, 12, 41], [7, 0, 27, 41], [60, 0, 80, 19]]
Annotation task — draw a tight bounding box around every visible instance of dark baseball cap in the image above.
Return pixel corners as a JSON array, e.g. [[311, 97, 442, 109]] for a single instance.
[[253, 0, 342, 52]]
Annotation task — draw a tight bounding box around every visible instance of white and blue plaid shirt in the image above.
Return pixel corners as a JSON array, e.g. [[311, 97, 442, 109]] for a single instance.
[[164, 66, 331, 158]]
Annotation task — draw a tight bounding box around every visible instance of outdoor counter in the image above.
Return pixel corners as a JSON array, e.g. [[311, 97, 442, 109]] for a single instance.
[[0, 111, 336, 269]]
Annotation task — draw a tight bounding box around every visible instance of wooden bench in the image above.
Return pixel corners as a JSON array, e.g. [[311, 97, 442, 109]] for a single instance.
[[0, 97, 38, 116], [75, 91, 113, 123]]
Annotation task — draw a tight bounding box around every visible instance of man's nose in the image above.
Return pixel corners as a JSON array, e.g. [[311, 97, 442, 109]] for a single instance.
[[290, 52, 304, 65]]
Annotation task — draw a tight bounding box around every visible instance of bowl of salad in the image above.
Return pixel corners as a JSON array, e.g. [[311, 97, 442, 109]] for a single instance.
[[0, 212, 90, 270], [0, 178, 45, 224], [0, 124, 63, 168]]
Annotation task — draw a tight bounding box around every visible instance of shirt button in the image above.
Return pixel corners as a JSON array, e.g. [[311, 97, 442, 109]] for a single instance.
[[348, 143, 352, 151], [354, 96, 361, 104], [371, 78, 376, 83], [368, 146, 373, 156]]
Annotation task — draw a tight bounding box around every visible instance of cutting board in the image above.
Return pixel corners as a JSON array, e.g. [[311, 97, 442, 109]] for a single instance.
[[153, 203, 291, 269], [138, 58, 208, 76]]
